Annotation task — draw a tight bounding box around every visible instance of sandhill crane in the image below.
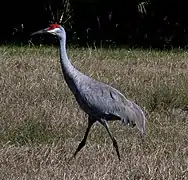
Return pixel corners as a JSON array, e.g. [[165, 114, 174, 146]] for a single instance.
[[31, 24, 146, 161]]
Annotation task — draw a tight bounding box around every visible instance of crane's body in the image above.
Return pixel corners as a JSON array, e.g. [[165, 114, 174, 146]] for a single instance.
[[64, 66, 145, 132], [31, 24, 146, 161]]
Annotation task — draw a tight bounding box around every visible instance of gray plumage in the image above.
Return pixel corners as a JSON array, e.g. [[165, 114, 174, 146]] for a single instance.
[[31, 24, 146, 161]]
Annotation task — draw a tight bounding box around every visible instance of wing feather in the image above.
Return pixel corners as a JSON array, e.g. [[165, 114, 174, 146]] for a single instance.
[[76, 79, 146, 135]]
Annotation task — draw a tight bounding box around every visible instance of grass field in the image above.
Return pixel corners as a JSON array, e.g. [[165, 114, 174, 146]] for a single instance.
[[0, 45, 188, 179]]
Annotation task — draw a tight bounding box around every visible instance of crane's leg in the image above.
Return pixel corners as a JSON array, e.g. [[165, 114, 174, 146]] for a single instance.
[[71, 116, 96, 160], [99, 119, 121, 161]]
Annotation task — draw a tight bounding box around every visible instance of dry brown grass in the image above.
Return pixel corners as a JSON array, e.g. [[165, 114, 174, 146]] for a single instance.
[[0, 45, 188, 179]]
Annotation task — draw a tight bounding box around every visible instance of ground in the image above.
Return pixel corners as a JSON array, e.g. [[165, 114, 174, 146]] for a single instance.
[[0, 46, 188, 179]]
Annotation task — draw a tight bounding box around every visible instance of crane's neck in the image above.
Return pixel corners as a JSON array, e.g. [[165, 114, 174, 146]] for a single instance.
[[59, 35, 73, 73], [58, 32, 81, 94]]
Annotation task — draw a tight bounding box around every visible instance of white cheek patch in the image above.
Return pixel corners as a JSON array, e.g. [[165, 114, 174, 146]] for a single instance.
[[47, 28, 59, 34]]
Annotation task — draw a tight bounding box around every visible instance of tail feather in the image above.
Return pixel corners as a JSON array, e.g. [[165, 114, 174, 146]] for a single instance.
[[121, 102, 146, 136], [132, 103, 146, 136]]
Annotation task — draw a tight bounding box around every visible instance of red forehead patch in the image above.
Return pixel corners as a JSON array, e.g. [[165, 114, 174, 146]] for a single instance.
[[48, 24, 61, 30]]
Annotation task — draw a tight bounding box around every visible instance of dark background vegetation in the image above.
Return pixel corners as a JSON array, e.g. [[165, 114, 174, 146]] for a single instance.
[[1, 0, 188, 49]]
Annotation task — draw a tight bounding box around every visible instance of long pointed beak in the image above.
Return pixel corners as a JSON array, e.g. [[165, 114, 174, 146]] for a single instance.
[[31, 28, 48, 35]]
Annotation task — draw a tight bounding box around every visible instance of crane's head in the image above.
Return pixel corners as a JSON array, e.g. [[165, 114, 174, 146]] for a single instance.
[[31, 24, 65, 39]]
